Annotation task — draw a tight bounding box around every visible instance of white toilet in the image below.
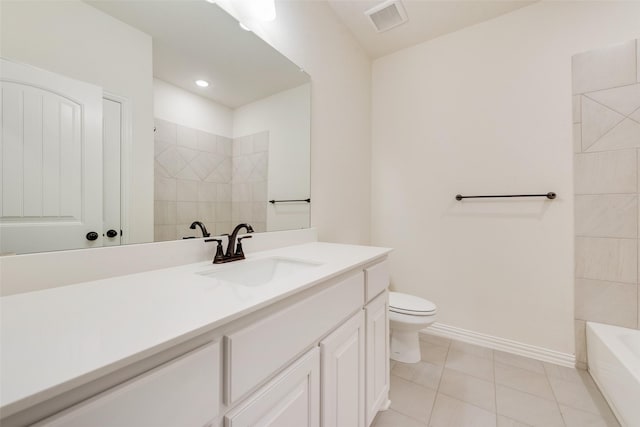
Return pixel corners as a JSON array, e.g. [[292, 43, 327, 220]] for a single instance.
[[389, 291, 437, 363]]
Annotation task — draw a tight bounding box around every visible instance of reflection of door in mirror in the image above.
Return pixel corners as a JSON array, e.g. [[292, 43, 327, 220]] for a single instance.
[[0, 58, 105, 254], [102, 96, 123, 247]]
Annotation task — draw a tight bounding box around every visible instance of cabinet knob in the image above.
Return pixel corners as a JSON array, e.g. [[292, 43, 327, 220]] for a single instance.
[[86, 232, 99, 241], [106, 229, 118, 238]]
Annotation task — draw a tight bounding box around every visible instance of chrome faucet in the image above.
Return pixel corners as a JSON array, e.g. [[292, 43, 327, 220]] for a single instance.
[[189, 221, 210, 238], [205, 223, 254, 264]]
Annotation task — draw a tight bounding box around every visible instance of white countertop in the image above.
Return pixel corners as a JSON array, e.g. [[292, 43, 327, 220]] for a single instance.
[[0, 242, 390, 416]]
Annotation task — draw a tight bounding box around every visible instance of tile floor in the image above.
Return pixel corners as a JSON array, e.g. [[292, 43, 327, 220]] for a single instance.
[[372, 334, 619, 427]]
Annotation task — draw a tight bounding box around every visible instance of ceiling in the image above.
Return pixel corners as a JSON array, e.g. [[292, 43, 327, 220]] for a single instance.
[[327, 0, 536, 58], [87, 1, 309, 108]]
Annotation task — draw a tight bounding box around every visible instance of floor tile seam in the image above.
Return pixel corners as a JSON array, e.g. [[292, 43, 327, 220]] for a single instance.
[[406, 373, 441, 392], [448, 347, 494, 362], [548, 370, 606, 394], [436, 389, 497, 414], [498, 414, 534, 427], [378, 408, 428, 427], [556, 399, 619, 420], [494, 362, 555, 391], [423, 342, 450, 354], [494, 377, 558, 403], [493, 359, 546, 376], [388, 406, 430, 426], [542, 368, 570, 427], [495, 382, 566, 407], [426, 342, 451, 427], [443, 364, 495, 383], [418, 337, 452, 349], [390, 372, 439, 393], [492, 345, 499, 425]]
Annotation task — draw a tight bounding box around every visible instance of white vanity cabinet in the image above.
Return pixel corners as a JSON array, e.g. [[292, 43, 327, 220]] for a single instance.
[[12, 256, 390, 427]]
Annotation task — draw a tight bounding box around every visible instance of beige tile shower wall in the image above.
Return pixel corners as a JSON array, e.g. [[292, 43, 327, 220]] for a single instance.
[[154, 118, 232, 240], [572, 39, 640, 366], [231, 131, 269, 232]]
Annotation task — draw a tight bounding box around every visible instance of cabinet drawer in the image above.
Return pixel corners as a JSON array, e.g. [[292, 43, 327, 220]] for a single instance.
[[225, 272, 364, 404], [224, 348, 319, 427], [36, 342, 220, 427], [364, 260, 389, 303]]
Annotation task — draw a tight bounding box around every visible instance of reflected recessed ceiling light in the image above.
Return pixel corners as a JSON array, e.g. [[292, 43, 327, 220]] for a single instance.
[[234, 0, 276, 23], [195, 80, 210, 88], [205, 0, 216, 3], [239, 22, 252, 31]]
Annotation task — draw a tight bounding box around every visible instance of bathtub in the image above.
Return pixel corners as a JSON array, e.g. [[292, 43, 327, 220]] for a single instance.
[[586, 322, 640, 427]]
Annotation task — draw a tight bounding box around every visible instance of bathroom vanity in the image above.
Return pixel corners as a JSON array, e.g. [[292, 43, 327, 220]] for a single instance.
[[0, 242, 391, 427]]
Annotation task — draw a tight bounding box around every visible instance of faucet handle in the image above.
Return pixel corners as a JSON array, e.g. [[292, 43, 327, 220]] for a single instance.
[[205, 238, 226, 264], [235, 235, 253, 256]]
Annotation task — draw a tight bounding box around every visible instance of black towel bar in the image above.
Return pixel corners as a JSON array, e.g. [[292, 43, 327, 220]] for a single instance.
[[269, 198, 311, 204], [455, 192, 556, 201]]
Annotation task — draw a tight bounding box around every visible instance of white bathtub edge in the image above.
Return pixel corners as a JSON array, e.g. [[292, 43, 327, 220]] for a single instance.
[[587, 321, 640, 427]]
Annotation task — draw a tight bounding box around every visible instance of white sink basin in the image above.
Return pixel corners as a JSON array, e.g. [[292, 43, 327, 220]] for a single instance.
[[197, 257, 322, 287]]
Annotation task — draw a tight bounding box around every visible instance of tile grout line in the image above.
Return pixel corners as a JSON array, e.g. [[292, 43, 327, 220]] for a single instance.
[[425, 341, 451, 427], [583, 90, 640, 118], [577, 80, 640, 96], [492, 349, 498, 426], [544, 362, 569, 426], [575, 235, 638, 241], [391, 337, 620, 426], [575, 191, 638, 196]]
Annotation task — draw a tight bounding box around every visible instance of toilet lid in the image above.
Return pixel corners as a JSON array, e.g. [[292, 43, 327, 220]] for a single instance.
[[389, 292, 437, 316]]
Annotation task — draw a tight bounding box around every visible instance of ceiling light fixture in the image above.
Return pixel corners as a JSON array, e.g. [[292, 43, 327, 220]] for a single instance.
[[239, 22, 252, 31], [195, 80, 210, 88], [233, 0, 276, 25]]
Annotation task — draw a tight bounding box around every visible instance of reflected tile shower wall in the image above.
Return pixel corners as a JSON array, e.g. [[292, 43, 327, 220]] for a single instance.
[[153, 119, 233, 241], [572, 39, 640, 368], [231, 131, 269, 233]]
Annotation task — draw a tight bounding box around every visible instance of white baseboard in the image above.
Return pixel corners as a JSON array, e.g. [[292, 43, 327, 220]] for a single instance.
[[422, 323, 575, 368]]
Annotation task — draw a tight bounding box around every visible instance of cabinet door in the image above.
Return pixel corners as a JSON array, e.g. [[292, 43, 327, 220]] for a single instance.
[[320, 311, 365, 427], [365, 291, 390, 426], [225, 348, 319, 427]]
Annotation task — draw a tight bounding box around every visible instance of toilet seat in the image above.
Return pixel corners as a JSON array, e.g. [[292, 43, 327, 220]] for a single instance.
[[389, 292, 437, 316]]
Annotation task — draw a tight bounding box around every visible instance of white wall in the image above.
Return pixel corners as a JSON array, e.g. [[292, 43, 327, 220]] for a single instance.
[[233, 84, 311, 231], [219, 0, 372, 245], [371, 1, 640, 355], [1, 0, 154, 244], [153, 79, 233, 138]]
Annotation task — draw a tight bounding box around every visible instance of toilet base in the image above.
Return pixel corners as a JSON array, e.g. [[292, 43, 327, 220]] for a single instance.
[[390, 329, 421, 363]]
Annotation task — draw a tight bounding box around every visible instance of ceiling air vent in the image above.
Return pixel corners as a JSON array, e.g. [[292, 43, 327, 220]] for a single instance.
[[365, 0, 408, 33]]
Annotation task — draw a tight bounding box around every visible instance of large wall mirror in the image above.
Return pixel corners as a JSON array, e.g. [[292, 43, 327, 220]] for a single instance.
[[0, 0, 311, 255]]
